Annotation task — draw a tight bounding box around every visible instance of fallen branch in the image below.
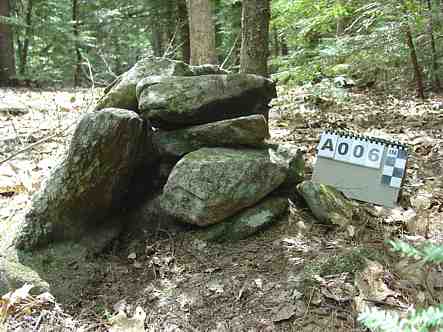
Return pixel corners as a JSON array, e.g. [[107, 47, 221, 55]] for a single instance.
[[0, 132, 60, 166]]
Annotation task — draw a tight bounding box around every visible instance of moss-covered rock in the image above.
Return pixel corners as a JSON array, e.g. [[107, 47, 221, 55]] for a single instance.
[[153, 115, 269, 158], [95, 57, 193, 111], [137, 74, 276, 128], [296, 180, 354, 226], [95, 57, 227, 112], [0, 258, 49, 296], [160, 147, 288, 226], [15, 108, 151, 250], [199, 197, 288, 242]]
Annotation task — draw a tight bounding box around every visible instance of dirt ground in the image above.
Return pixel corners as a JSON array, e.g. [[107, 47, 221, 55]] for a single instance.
[[1, 85, 443, 331]]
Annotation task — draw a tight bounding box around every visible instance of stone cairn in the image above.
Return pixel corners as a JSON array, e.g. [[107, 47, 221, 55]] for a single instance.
[[0, 57, 314, 298]]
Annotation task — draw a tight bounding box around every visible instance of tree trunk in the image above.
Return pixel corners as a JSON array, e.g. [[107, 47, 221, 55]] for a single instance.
[[336, 0, 345, 37], [188, 0, 218, 65], [240, 0, 270, 77], [281, 37, 289, 56], [177, 0, 190, 63], [0, 0, 16, 85], [72, 0, 82, 86], [427, 0, 441, 90], [404, 25, 425, 99], [273, 29, 280, 56], [150, 27, 164, 57], [18, 0, 33, 76]]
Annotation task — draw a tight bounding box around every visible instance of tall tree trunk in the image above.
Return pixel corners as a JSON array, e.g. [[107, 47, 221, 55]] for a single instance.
[[240, 0, 270, 77], [188, 0, 218, 65], [72, 0, 82, 86], [0, 0, 16, 85], [273, 29, 280, 56], [427, 0, 441, 90], [404, 25, 425, 99], [150, 27, 164, 57], [336, 0, 345, 37], [281, 37, 289, 56], [177, 0, 190, 63], [19, 0, 33, 76]]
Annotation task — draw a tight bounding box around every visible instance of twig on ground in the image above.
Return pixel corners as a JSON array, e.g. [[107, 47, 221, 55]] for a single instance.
[[0, 132, 60, 166]]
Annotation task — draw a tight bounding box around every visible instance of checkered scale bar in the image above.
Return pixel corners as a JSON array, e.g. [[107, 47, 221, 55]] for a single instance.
[[381, 145, 408, 188]]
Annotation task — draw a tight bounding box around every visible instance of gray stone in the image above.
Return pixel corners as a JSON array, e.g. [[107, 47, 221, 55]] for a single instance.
[[267, 143, 305, 189], [137, 74, 276, 128], [199, 197, 288, 242], [160, 147, 288, 226], [153, 115, 269, 158], [15, 108, 151, 250], [296, 180, 354, 226], [0, 257, 49, 296], [95, 57, 227, 112], [95, 57, 193, 111]]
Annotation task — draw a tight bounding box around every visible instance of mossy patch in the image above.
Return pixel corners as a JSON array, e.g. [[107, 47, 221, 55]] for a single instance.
[[303, 247, 385, 287]]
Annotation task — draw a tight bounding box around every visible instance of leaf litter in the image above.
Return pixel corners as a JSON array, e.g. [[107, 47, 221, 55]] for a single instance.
[[0, 85, 443, 331]]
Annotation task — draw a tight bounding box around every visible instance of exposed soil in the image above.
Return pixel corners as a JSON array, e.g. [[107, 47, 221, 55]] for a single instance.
[[1, 85, 442, 331]]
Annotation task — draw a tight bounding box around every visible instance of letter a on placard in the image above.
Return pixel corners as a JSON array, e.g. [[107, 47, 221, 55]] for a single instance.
[[317, 132, 338, 159]]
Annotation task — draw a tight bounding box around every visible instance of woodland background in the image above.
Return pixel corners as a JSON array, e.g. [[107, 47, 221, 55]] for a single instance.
[[1, 0, 442, 97]]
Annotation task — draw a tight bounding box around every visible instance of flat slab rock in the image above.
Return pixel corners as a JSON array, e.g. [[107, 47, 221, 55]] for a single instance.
[[137, 74, 276, 128], [160, 147, 288, 226], [153, 114, 269, 158], [15, 108, 149, 250], [95, 57, 226, 111], [199, 197, 289, 242]]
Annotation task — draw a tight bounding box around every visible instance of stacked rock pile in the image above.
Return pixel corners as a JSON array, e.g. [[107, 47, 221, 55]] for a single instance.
[[0, 57, 306, 298]]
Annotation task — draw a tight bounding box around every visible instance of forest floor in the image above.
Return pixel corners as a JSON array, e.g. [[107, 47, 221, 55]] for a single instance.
[[0, 84, 443, 331]]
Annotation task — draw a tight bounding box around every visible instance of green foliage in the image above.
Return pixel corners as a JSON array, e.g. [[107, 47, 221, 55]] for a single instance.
[[303, 247, 384, 286], [270, 0, 443, 90], [359, 240, 443, 332], [359, 306, 443, 332]]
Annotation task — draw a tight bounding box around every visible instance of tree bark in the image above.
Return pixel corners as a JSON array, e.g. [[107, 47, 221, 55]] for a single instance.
[[427, 0, 441, 90], [404, 25, 425, 99], [72, 0, 82, 86], [188, 0, 218, 65], [18, 0, 33, 76], [240, 0, 270, 77], [273, 29, 280, 56], [336, 0, 345, 37], [0, 0, 16, 85], [177, 0, 190, 63]]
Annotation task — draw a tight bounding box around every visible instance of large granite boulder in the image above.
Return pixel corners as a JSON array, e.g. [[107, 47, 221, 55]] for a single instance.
[[199, 197, 289, 242], [160, 147, 290, 226], [95, 57, 226, 111], [137, 74, 276, 128], [15, 108, 152, 250], [153, 114, 269, 159]]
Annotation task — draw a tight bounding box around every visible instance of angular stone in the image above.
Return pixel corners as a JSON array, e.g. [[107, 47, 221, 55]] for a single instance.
[[15, 108, 150, 250], [296, 180, 354, 226], [95, 57, 193, 111], [160, 147, 288, 226], [137, 74, 276, 128], [153, 115, 269, 158], [0, 257, 49, 296], [95, 57, 227, 112], [199, 197, 288, 242], [267, 143, 305, 189]]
